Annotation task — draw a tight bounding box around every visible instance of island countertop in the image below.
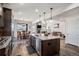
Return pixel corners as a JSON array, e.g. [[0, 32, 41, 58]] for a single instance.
[[30, 34, 63, 40]]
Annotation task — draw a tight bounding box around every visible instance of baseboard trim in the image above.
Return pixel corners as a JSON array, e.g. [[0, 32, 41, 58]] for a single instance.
[[66, 43, 79, 53]]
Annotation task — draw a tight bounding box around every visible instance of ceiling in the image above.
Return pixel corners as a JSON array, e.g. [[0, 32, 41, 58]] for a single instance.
[[53, 6, 79, 20], [3, 3, 72, 23]]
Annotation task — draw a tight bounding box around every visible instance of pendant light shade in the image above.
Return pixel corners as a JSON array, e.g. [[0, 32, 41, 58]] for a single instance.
[[43, 12, 46, 20], [39, 14, 41, 21], [50, 8, 53, 20]]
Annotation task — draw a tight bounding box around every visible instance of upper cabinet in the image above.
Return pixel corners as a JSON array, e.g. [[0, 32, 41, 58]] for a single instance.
[[0, 7, 12, 36]]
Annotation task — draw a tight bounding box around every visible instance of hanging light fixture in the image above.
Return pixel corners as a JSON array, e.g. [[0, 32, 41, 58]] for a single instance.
[[39, 14, 41, 21], [43, 12, 46, 21], [43, 11, 47, 31], [50, 8, 53, 20], [38, 14, 41, 25], [45, 8, 53, 33]]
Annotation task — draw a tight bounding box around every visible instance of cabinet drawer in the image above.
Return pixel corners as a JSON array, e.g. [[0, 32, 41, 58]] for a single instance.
[[42, 40, 58, 48], [42, 39, 60, 56]]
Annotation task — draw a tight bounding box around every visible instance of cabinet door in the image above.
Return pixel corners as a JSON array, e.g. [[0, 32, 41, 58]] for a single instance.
[[31, 36, 36, 49], [36, 38, 41, 55], [3, 8, 11, 36], [42, 39, 60, 56]]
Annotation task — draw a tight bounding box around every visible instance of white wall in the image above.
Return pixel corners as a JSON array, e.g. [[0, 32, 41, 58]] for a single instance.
[[65, 17, 79, 47], [46, 20, 65, 34]]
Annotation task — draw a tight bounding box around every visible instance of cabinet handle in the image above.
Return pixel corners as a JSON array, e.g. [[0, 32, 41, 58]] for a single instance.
[[48, 43, 51, 46]]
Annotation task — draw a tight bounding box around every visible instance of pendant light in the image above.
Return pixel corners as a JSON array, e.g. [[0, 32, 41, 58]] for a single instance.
[[39, 14, 41, 21], [43, 12, 46, 21], [50, 8, 53, 20], [38, 14, 41, 25], [43, 11, 47, 31]]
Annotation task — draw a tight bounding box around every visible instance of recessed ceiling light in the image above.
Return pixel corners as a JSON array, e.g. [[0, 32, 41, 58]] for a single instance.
[[19, 3, 24, 6], [35, 9, 39, 13]]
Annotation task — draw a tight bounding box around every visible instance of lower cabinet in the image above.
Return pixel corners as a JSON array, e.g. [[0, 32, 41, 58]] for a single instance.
[[41, 39, 60, 56], [36, 38, 41, 55], [0, 48, 6, 56], [5, 42, 13, 56], [0, 42, 12, 56], [30, 36, 36, 49]]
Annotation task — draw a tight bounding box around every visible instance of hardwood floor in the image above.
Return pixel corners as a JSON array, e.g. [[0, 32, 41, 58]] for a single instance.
[[11, 40, 37, 56], [11, 39, 79, 56], [60, 45, 79, 56]]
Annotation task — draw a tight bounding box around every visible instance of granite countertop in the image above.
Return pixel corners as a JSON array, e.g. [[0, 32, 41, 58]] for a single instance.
[[30, 34, 63, 40], [38, 36, 61, 40], [0, 36, 11, 49]]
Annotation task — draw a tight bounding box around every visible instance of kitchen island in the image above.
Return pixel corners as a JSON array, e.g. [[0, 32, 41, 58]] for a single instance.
[[30, 34, 61, 56]]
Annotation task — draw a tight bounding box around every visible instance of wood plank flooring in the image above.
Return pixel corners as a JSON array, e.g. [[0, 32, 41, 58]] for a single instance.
[[11, 40, 37, 56], [11, 39, 79, 56]]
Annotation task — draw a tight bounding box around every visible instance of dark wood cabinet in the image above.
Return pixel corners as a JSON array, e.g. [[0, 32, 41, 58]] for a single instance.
[[41, 39, 60, 56], [0, 48, 6, 56], [0, 7, 12, 56], [0, 7, 12, 36]]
